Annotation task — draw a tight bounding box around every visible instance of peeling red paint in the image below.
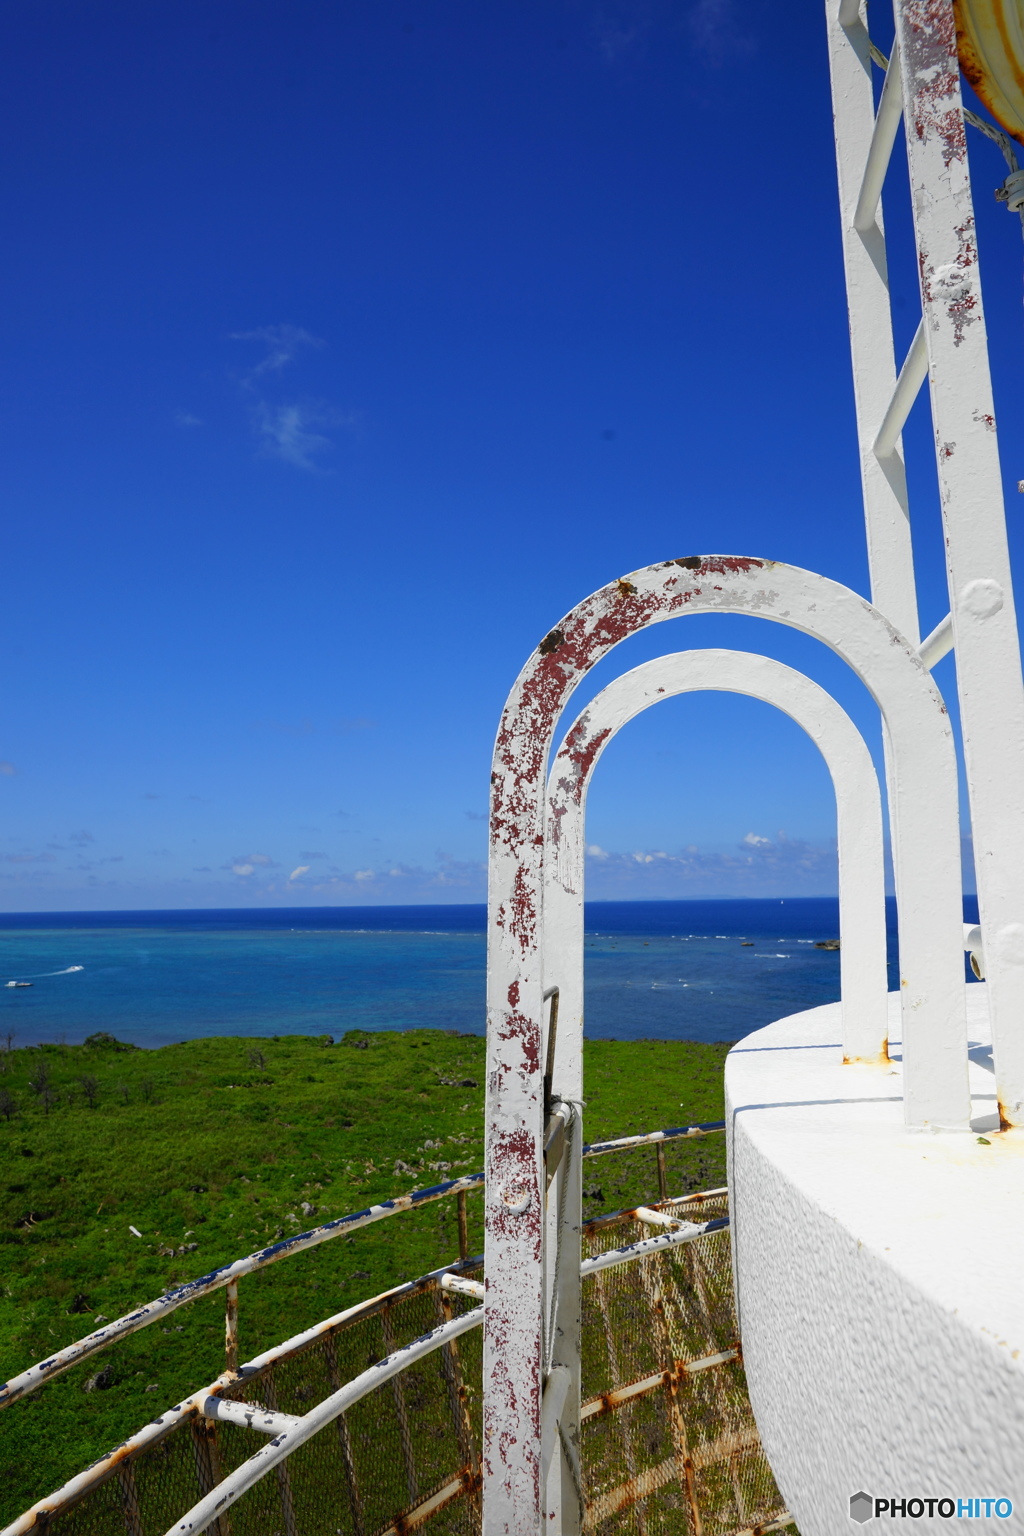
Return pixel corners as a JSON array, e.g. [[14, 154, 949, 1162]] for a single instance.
[[557, 720, 613, 806], [507, 866, 536, 951], [485, 555, 777, 1530], [901, 0, 965, 168]]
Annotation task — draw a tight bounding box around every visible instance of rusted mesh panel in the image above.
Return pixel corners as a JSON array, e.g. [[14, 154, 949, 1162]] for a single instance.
[[38, 1193, 791, 1536], [43, 1279, 484, 1536], [582, 1391, 680, 1520], [589, 1476, 689, 1536], [413, 1486, 484, 1536], [46, 1424, 207, 1536], [579, 1211, 792, 1536], [689, 1436, 791, 1536], [212, 1284, 484, 1536], [44, 1468, 141, 1536]]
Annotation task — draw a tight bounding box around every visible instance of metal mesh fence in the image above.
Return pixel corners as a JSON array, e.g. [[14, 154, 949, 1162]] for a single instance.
[[44, 1276, 484, 1536], [579, 1194, 792, 1534], [33, 1192, 793, 1536]]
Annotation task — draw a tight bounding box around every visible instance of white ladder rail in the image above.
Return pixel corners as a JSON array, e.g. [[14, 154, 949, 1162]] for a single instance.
[[829, 0, 1024, 1126], [893, 0, 1024, 1128], [826, 0, 920, 645]]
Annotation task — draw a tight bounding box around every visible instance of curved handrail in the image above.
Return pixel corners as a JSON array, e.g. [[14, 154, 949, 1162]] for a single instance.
[[0, 1121, 722, 1409], [0, 1253, 486, 1536], [165, 1214, 729, 1536], [3, 1189, 731, 1536]]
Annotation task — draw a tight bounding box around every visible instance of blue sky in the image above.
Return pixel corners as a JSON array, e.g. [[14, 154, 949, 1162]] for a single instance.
[[1, 0, 1021, 910]]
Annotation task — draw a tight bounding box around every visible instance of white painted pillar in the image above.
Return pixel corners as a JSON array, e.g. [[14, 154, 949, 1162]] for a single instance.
[[894, 0, 1024, 1127]]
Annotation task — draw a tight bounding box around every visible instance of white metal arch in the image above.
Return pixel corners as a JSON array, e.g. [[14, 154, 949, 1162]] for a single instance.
[[539, 648, 889, 1533], [484, 555, 965, 1536], [544, 649, 889, 1068]]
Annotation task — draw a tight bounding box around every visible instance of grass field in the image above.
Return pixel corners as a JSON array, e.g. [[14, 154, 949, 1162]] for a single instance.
[[0, 1028, 731, 1522]]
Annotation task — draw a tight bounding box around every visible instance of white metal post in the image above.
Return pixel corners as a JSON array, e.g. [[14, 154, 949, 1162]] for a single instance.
[[826, 0, 920, 644], [893, 0, 1024, 1126]]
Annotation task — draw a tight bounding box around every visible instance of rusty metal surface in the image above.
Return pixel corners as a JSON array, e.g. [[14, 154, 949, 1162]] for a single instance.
[[6, 1185, 793, 1536], [954, 0, 1024, 142], [578, 1199, 791, 1535], [3, 1257, 486, 1536]]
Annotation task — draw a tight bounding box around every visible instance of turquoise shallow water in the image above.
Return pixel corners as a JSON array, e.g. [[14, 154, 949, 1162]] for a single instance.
[[0, 897, 931, 1049]]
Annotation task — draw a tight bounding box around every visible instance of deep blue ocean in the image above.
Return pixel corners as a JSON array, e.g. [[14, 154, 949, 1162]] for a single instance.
[[0, 897, 978, 1050]]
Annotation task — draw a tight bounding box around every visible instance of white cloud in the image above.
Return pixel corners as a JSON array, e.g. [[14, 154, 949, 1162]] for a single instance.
[[253, 400, 357, 471], [227, 852, 276, 877], [230, 324, 324, 379], [228, 324, 356, 473], [0, 762, 15, 777], [583, 834, 839, 897], [289, 865, 310, 881], [354, 868, 376, 881], [255, 402, 328, 469]]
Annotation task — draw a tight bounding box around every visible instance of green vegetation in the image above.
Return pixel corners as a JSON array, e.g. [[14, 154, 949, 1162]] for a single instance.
[[0, 1028, 730, 1521]]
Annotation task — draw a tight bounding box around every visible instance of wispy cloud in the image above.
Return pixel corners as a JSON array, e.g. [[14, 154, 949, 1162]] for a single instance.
[[0, 762, 16, 777], [228, 324, 356, 473], [230, 324, 325, 380], [224, 851, 279, 877], [175, 410, 202, 428], [254, 400, 356, 471], [583, 833, 839, 897], [683, 0, 754, 62], [289, 865, 311, 881]]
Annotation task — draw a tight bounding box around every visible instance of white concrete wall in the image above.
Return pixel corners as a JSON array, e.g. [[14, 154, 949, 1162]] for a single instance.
[[726, 988, 1024, 1531]]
